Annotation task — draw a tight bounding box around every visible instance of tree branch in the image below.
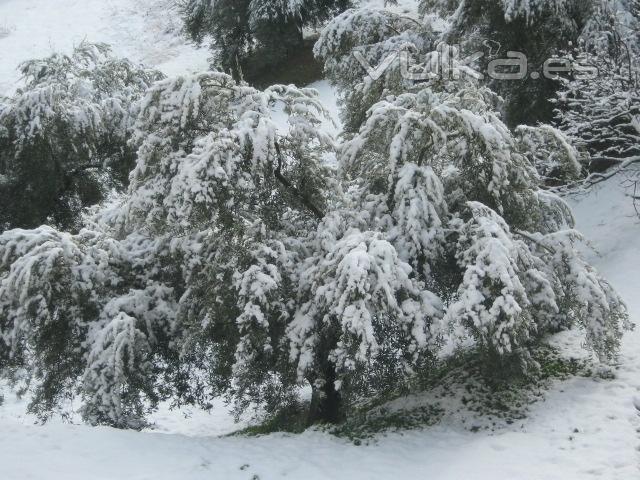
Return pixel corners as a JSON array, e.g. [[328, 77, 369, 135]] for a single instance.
[[273, 141, 324, 220], [552, 156, 640, 194], [513, 230, 556, 255]]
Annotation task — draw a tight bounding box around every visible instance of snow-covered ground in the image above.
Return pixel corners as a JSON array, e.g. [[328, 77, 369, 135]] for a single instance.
[[1, 1, 640, 479], [0, 0, 210, 95]]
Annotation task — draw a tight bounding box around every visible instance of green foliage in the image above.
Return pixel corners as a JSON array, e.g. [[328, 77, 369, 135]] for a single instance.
[[329, 404, 444, 443], [236, 342, 596, 442], [446, 0, 583, 126], [0, 43, 163, 232], [180, 0, 351, 82]]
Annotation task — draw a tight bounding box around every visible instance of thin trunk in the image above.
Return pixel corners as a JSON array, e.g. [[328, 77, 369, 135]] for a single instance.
[[307, 363, 344, 425], [306, 327, 344, 425]]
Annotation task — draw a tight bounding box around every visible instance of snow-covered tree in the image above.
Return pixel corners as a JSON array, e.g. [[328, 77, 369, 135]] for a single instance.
[[314, 7, 437, 132], [0, 71, 339, 426], [125, 72, 444, 422], [445, 203, 550, 371], [326, 28, 629, 371], [0, 226, 178, 426], [180, 0, 351, 82], [290, 222, 443, 421], [0, 43, 162, 232], [0, 20, 632, 429], [553, 2, 640, 173]]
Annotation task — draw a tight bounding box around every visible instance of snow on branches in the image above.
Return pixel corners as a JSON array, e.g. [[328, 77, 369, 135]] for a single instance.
[[325, 19, 628, 371], [315, 7, 435, 132], [0, 71, 340, 425], [445, 203, 553, 365], [0, 219, 186, 427], [515, 124, 584, 183], [122, 72, 334, 233], [289, 226, 443, 395], [524, 229, 629, 361], [0, 42, 162, 231], [81, 284, 177, 428]]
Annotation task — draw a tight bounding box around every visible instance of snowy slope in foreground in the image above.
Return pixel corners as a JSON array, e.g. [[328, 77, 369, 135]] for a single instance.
[[1, 176, 639, 480], [0, 0, 210, 95]]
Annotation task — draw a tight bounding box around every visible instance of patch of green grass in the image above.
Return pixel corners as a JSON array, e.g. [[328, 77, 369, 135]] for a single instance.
[[536, 348, 593, 381], [422, 344, 594, 429], [329, 404, 444, 444], [231, 404, 308, 437], [231, 343, 597, 442]]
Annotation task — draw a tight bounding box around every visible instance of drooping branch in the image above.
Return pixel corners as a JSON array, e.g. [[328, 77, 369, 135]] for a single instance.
[[513, 229, 556, 255]]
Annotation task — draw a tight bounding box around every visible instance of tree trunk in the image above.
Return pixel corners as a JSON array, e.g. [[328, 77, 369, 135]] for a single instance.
[[307, 363, 344, 425], [306, 326, 345, 425]]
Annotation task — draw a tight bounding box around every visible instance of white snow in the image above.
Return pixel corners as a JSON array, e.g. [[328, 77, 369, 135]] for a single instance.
[[0, 0, 210, 95], [306, 79, 341, 136], [1, 1, 640, 479]]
